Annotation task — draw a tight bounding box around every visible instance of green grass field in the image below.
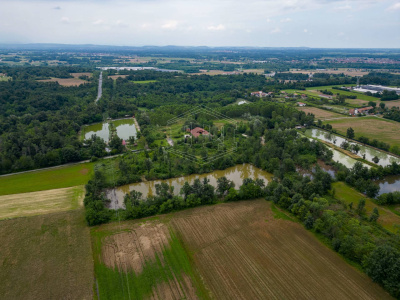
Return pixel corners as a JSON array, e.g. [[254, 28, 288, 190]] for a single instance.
[[333, 182, 400, 233], [0, 209, 94, 299], [133, 80, 157, 84], [323, 116, 400, 148], [0, 162, 94, 196]]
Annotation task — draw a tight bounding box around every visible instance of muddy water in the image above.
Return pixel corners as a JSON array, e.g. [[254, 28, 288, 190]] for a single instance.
[[376, 175, 400, 195], [83, 122, 109, 141], [112, 119, 137, 140], [305, 128, 400, 167], [107, 164, 273, 209]]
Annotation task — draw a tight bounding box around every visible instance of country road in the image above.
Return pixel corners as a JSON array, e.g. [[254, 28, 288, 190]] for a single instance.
[[95, 71, 103, 103]]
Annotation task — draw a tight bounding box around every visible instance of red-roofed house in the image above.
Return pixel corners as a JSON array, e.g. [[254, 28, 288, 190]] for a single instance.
[[190, 127, 210, 138], [251, 91, 268, 97]]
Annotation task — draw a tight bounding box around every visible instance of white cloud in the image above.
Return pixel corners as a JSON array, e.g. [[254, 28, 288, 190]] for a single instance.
[[60, 17, 70, 24], [270, 27, 281, 33], [207, 24, 225, 31], [92, 19, 105, 25], [280, 18, 291, 23], [387, 2, 400, 10], [162, 20, 178, 29], [116, 20, 128, 28], [304, 29, 308, 33], [338, 32, 345, 36], [335, 4, 352, 11]]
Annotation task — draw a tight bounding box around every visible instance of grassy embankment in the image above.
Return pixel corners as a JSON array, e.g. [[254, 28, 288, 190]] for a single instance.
[[332, 182, 400, 233]]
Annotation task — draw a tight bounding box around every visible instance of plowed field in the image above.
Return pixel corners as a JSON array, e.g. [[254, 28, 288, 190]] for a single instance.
[[93, 200, 392, 299], [171, 200, 392, 300]]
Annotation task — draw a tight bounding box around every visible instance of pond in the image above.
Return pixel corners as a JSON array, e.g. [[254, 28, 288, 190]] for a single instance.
[[106, 164, 273, 209], [376, 175, 400, 195], [112, 119, 137, 140], [83, 122, 109, 142], [302, 134, 368, 169], [305, 128, 400, 167]]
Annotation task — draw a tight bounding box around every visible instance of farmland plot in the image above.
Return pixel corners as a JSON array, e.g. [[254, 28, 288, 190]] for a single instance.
[[91, 219, 208, 300], [0, 185, 85, 220], [0, 209, 94, 300], [172, 200, 392, 300]]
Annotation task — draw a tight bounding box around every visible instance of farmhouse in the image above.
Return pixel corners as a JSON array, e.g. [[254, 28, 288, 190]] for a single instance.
[[297, 102, 307, 107], [251, 91, 270, 97], [349, 106, 374, 116], [188, 127, 210, 138]]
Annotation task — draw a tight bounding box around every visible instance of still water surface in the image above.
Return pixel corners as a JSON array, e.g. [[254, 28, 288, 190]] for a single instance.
[[107, 164, 273, 209], [305, 129, 400, 167]]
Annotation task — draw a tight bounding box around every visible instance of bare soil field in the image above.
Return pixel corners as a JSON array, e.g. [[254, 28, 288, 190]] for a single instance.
[[70, 72, 92, 78], [94, 200, 391, 299], [37, 77, 88, 86], [171, 200, 392, 300], [108, 74, 128, 80], [0, 185, 85, 220], [297, 106, 344, 120], [324, 117, 400, 148], [379, 100, 400, 109], [101, 222, 170, 273], [0, 209, 94, 299], [92, 219, 204, 299]]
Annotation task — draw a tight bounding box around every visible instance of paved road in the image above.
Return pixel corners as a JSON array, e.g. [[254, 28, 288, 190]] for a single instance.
[[95, 71, 103, 103]]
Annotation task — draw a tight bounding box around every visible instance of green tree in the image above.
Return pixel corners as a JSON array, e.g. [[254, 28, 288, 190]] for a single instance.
[[346, 127, 355, 139], [369, 207, 379, 222]]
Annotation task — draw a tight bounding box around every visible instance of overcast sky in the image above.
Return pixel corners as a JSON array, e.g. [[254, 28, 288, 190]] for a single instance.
[[0, 0, 399, 48]]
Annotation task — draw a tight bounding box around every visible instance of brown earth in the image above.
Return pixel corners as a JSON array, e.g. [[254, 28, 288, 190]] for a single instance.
[[171, 200, 392, 300], [298, 106, 344, 120], [70, 72, 92, 78], [379, 100, 400, 109], [148, 275, 198, 300], [0, 209, 94, 299], [37, 77, 88, 86], [101, 222, 170, 273], [108, 74, 128, 80]]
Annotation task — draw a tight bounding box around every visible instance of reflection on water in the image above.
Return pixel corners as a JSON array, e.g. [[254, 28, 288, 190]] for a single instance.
[[107, 164, 273, 209], [113, 119, 137, 140], [305, 129, 400, 167], [376, 175, 400, 195], [84, 122, 109, 142], [330, 148, 370, 169]]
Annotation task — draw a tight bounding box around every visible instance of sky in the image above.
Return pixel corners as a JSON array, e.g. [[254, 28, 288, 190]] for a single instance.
[[0, 0, 399, 48]]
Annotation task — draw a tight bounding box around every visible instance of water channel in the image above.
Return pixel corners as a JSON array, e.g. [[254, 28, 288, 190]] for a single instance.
[[107, 164, 273, 209], [304, 128, 400, 167]]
